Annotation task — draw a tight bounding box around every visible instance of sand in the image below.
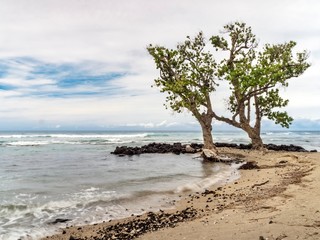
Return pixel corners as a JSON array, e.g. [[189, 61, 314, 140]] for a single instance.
[[43, 148, 320, 240]]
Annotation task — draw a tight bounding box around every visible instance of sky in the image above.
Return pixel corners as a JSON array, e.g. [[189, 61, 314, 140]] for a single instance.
[[0, 0, 319, 131]]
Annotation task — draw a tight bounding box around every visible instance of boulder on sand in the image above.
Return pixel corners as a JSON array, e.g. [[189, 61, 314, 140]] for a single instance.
[[202, 149, 219, 161], [185, 144, 196, 153]]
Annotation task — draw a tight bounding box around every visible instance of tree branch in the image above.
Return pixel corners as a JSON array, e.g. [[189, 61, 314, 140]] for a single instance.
[[247, 98, 251, 123], [212, 112, 242, 129], [253, 90, 261, 132], [244, 83, 277, 101]]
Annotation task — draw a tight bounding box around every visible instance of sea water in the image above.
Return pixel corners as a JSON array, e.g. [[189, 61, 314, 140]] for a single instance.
[[0, 131, 319, 239]]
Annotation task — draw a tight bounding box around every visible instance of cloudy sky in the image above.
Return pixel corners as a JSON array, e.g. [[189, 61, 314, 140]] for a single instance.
[[0, 0, 319, 131]]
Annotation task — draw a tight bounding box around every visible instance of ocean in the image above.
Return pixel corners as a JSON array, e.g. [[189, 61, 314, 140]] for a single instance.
[[0, 131, 319, 240]]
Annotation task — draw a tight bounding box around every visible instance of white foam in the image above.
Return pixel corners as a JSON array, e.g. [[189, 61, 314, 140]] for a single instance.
[[1, 133, 151, 146], [6, 141, 49, 146], [0, 189, 127, 240], [0, 133, 149, 141], [47, 133, 149, 139], [0, 134, 51, 139], [175, 164, 240, 193], [84, 187, 100, 192]]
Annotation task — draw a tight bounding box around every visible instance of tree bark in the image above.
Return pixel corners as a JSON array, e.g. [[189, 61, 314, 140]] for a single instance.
[[200, 121, 219, 161], [213, 112, 265, 151], [199, 121, 217, 151], [238, 94, 264, 150], [246, 127, 264, 150], [191, 104, 217, 154]]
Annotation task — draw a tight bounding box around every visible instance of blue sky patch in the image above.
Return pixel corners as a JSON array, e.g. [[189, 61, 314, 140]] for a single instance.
[[56, 73, 124, 88], [0, 84, 16, 90], [0, 65, 9, 78], [0, 57, 127, 98]]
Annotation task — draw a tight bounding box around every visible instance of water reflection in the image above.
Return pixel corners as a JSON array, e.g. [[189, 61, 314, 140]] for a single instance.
[[201, 160, 215, 178]]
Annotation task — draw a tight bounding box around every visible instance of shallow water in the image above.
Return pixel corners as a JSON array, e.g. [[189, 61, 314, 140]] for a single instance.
[[0, 131, 319, 239]]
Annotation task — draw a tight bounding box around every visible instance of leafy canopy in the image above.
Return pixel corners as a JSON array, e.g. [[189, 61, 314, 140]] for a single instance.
[[211, 22, 310, 128], [147, 32, 217, 117]]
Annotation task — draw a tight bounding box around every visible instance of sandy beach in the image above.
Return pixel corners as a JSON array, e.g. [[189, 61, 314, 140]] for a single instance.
[[43, 148, 320, 240]]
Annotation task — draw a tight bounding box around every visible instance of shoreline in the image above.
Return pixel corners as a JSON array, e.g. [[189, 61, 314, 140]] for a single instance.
[[43, 148, 320, 240]]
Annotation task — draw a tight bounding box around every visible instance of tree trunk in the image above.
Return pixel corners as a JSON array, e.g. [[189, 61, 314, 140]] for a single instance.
[[246, 127, 264, 150], [200, 122, 219, 161], [191, 107, 218, 159], [200, 122, 217, 151]]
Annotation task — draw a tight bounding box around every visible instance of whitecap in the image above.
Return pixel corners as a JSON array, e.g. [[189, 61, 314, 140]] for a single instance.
[[6, 141, 49, 146]]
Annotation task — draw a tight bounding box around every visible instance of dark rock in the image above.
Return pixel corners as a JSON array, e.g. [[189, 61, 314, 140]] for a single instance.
[[310, 149, 318, 152], [239, 144, 252, 150], [288, 144, 307, 152], [202, 189, 215, 195], [278, 160, 287, 164], [239, 161, 259, 170], [124, 148, 135, 155], [90, 207, 198, 240], [111, 142, 202, 156], [191, 143, 204, 149], [265, 143, 308, 152], [50, 218, 70, 224], [111, 141, 313, 156], [215, 142, 238, 148], [69, 236, 79, 240], [172, 143, 182, 155], [112, 146, 128, 155]]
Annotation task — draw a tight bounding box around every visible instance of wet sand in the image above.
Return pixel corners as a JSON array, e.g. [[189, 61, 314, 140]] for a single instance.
[[43, 148, 320, 240]]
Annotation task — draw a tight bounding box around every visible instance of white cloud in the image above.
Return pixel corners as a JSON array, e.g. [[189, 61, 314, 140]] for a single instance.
[[166, 122, 179, 127], [124, 120, 181, 129], [0, 78, 55, 87], [125, 123, 154, 128], [0, 0, 320, 130], [156, 120, 167, 127]]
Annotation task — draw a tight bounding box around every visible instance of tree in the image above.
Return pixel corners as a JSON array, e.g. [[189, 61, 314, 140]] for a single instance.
[[210, 22, 310, 149], [147, 32, 219, 155]]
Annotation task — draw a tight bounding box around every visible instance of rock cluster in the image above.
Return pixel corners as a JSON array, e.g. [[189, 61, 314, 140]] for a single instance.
[[68, 207, 197, 240], [216, 142, 312, 152], [264, 143, 308, 152], [112, 142, 315, 156], [112, 142, 203, 156]]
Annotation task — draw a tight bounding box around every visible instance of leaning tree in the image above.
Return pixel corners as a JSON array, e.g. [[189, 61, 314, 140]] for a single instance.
[[210, 22, 310, 149], [147, 32, 219, 156]]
